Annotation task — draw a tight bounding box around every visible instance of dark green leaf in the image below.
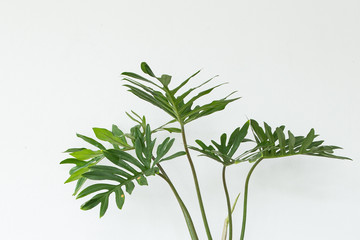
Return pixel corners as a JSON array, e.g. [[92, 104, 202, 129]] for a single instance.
[[141, 62, 156, 77], [162, 127, 182, 133], [90, 165, 133, 179], [171, 69, 201, 95], [60, 158, 86, 166], [276, 127, 286, 155], [288, 131, 295, 154], [125, 181, 135, 194], [121, 72, 160, 88], [100, 195, 109, 218], [158, 74, 171, 86], [80, 193, 103, 211], [250, 119, 267, 143], [76, 133, 106, 150], [136, 175, 148, 186], [228, 121, 250, 158], [160, 151, 186, 162], [83, 171, 125, 183], [103, 150, 142, 174], [300, 128, 315, 153], [77, 184, 114, 199], [114, 187, 125, 209]]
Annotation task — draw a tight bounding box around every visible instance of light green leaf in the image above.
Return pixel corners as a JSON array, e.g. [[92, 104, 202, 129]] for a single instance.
[[64, 148, 85, 153], [70, 149, 103, 160], [93, 128, 129, 147]]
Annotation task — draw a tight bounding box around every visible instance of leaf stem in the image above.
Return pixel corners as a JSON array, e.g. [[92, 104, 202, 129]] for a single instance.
[[180, 124, 213, 240], [157, 164, 199, 240], [240, 158, 263, 240], [222, 166, 232, 240]]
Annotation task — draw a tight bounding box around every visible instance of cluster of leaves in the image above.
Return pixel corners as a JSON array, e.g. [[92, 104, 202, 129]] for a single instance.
[[61, 117, 185, 217], [61, 62, 350, 236], [246, 119, 351, 161], [189, 121, 251, 166], [122, 62, 238, 126], [190, 119, 350, 166]]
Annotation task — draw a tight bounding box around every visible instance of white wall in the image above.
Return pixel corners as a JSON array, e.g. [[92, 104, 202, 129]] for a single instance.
[[1, 0, 359, 239]]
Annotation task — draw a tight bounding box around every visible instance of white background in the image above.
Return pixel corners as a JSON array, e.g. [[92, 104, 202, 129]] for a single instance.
[[1, 0, 359, 239]]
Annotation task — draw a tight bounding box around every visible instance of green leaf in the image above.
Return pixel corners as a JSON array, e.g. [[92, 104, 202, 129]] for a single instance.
[[162, 127, 182, 133], [70, 149, 103, 160], [64, 148, 85, 153], [288, 131, 295, 154], [112, 125, 127, 145], [300, 128, 315, 153], [121, 72, 160, 88], [80, 193, 103, 211], [136, 175, 148, 186], [83, 171, 125, 183], [125, 181, 135, 194], [100, 195, 109, 218], [76, 133, 106, 150], [73, 177, 87, 196], [171, 69, 201, 94], [77, 184, 114, 199], [65, 168, 89, 183], [184, 97, 239, 123], [90, 165, 133, 179], [106, 149, 145, 171], [178, 83, 226, 114], [160, 151, 186, 162], [141, 62, 156, 77], [124, 85, 176, 118], [250, 119, 267, 143], [60, 158, 86, 166], [276, 127, 286, 155], [247, 152, 263, 163], [103, 150, 142, 174], [93, 128, 130, 147], [114, 187, 125, 209], [228, 121, 250, 158], [158, 74, 171, 86]]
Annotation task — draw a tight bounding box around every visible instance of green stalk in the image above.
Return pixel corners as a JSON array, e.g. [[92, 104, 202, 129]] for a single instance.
[[222, 166, 232, 240], [157, 164, 199, 240], [180, 124, 213, 240], [240, 158, 263, 240]]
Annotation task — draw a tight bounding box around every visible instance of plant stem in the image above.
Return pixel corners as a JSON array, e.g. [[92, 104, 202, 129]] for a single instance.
[[180, 124, 213, 240], [240, 158, 263, 240], [157, 164, 199, 240], [222, 166, 232, 240]]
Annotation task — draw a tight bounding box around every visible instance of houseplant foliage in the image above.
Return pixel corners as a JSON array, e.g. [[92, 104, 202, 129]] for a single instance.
[[61, 63, 350, 240]]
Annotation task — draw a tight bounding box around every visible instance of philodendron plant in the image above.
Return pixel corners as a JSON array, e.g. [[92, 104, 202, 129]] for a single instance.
[[61, 63, 350, 240]]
